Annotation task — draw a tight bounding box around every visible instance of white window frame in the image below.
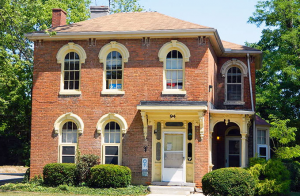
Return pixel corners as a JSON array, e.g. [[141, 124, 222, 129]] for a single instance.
[[158, 40, 190, 95], [220, 59, 248, 105], [59, 121, 78, 163], [54, 113, 84, 163], [256, 128, 270, 160], [226, 67, 243, 102], [56, 42, 87, 95], [102, 121, 122, 165], [99, 41, 129, 95], [257, 144, 268, 160], [96, 113, 128, 165]]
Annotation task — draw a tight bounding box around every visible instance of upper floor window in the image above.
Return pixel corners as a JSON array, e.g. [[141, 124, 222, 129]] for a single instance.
[[99, 41, 129, 95], [227, 67, 242, 101], [166, 50, 183, 90], [56, 42, 86, 95], [158, 40, 190, 95], [64, 52, 80, 90], [105, 51, 123, 90], [220, 59, 248, 105]]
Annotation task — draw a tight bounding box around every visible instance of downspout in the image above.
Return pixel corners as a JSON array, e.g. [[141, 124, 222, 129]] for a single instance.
[[247, 53, 254, 112], [247, 53, 256, 158]]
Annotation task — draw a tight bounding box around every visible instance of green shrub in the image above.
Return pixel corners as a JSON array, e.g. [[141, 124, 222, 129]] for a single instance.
[[249, 156, 267, 167], [248, 159, 290, 196], [202, 167, 255, 196], [23, 168, 30, 183], [284, 160, 300, 192], [89, 164, 131, 188], [43, 163, 77, 186], [76, 154, 99, 184]]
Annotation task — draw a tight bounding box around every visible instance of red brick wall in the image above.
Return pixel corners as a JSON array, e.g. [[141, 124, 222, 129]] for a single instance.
[[30, 38, 211, 182], [30, 37, 256, 185]]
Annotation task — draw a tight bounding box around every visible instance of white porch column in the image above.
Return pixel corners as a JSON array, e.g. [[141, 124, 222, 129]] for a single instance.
[[209, 116, 214, 171], [241, 133, 247, 167]]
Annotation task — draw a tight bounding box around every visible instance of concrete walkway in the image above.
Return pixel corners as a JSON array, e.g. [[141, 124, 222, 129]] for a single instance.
[[0, 173, 25, 185]]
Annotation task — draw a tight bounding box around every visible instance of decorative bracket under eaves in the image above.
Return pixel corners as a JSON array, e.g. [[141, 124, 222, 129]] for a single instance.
[[199, 111, 205, 140], [141, 111, 148, 140]]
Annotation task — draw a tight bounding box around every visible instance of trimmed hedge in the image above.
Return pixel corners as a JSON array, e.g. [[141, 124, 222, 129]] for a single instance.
[[76, 154, 99, 183], [202, 167, 255, 196], [89, 164, 131, 188], [43, 163, 77, 186]]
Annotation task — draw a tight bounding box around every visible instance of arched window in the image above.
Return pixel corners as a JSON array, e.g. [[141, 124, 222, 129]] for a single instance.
[[96, 113, 128, 165], [221, 59, 247, 105], [166, 50, 183, 90], [158, 40, 190, 95], [226, 67, 242, 101], [60, 121, 78, 163], [103, 121, 121, 165], [63, 52, 80, 90], [105, 51, 123, 90], [99, 41, 129, 95], [56, 42, 86, 95], [54, 112, 84, 163]]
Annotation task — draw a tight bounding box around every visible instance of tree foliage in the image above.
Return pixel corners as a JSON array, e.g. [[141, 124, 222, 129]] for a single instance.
[[0, 0, 90, 166], [249, 0, 300, 156], [110, 0, 145, 13]]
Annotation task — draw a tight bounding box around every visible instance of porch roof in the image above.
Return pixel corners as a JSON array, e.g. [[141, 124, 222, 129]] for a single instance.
[[137, 101, 207, 111]]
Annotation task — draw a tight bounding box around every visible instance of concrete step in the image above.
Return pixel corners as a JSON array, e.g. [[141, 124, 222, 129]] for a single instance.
[[148, 185, 195, 195]]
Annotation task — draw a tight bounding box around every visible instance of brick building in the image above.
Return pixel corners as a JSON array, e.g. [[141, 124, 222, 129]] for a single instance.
[[26, 7, 270, 186]]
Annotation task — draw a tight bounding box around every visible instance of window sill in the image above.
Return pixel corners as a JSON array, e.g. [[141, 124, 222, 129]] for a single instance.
[[223, 101, 245, 105], [101, 90, 125, 95], [59, 90, 81, 95], [162, 90, 186, 95]]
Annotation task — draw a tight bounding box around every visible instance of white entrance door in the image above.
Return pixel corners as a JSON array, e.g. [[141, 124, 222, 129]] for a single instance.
[[162, 132, 185, 182], [225, 137, 241, 167]]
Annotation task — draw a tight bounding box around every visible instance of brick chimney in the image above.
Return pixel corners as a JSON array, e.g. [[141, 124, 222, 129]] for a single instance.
[[90, 6, 109, 19], [52, 8, 67, 27]]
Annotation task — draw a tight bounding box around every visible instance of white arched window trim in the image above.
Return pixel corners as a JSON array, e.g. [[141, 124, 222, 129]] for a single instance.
[[158, 40, 190, 95], [57, 42, 87, 95], [54, 112, 84, 163], [96, 113, 128, 165], [221, 59, 247, 105], [96, 113, 128, 134], [54, 112, 84, 134], [98, 41, 129, 95]]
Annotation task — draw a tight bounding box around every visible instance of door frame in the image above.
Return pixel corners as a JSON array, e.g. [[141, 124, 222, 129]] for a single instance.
[[162, 131, 186, 182], [225, 137, 241, 167]]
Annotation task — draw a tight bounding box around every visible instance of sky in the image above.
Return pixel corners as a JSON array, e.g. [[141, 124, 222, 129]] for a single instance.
[[92, 0, 265, 46]]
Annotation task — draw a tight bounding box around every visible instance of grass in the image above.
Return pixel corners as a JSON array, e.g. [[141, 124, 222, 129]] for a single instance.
[[0, 183, 148, 195]]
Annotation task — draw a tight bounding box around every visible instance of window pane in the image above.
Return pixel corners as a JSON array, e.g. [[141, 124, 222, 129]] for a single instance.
[[260, 147, 267, 156], [104, 133, 109, 143], [105, 156, 118, 164], [75, 61, 79, 70], [166, 59, 171, 69], [70, 61, 74, 70], [75, 81, 79, 90], [156, 142, 161, 161], [70, 52, 75, 59], [115, 132, 120, 143], [62, 156, 75, 163], [110, 132, 115, 143], [62, 146, 75, 155], [105, 146, 118, 155], [62, 132, 66, 143], [188, 143, 192, 160]]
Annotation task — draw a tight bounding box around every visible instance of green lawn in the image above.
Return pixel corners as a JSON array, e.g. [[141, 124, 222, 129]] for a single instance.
[[0, 183, 149, 195]]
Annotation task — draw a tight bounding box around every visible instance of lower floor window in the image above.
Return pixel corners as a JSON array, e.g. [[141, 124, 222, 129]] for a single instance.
[[61, 145, 76, 163], [257, 145, 268, 160]]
